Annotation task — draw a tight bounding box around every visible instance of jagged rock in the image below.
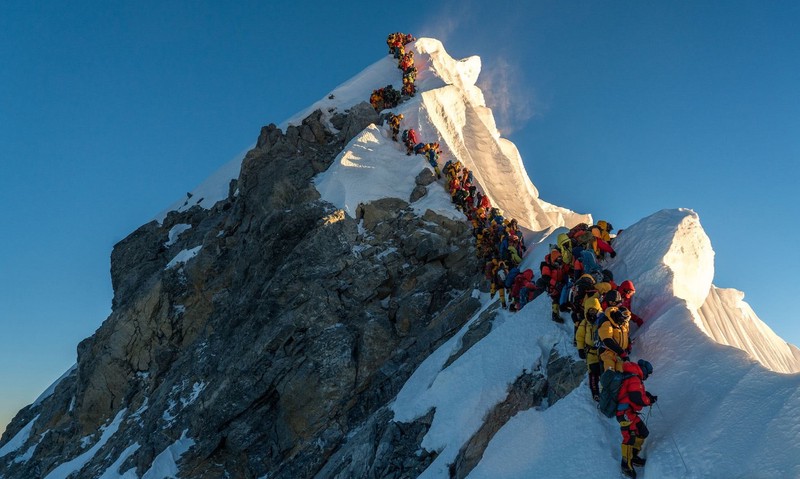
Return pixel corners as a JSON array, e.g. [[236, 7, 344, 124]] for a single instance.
[[313, 408, 436, 479], [357, 198, 409, 230], [415, 168, 436, 186], [394, 292, 432, 336], [545, 349, 587, 405], [339, 101, 380, 144], [443, 304, 499, 369], [0, 104, 486, 479], [402, 229, 449, 263], [409, 184, 428, 203], [256, 123, 283, 151], [302, 110, 328, 144]]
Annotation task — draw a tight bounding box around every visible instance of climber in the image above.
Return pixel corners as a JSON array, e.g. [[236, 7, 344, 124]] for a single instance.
[[518, 271, 542, 310], [486, 258, 509, 309], [538, 247, 569, 322], [617, 359, 657, 478], [388, 113, 403, 141], [399, 51, 414, 71], [602, 289, 623, 310], [598, 307, 632, 372], [507, 235, 523, 266], [370, 88, 384, 112], [576, 295, 603, 401], [423, 143, 442, 179], [596, 220, 614, 243], [590, 224, 617, 259], [509, 268, 532, 310], [382, 85, 401, 110], [402, 75, 416, 96], [404, 128, 420, 155], [618, 280, 644, 327]]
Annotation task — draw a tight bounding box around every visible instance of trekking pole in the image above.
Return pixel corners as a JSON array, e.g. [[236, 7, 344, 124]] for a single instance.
[[655, 402, 690, 475]]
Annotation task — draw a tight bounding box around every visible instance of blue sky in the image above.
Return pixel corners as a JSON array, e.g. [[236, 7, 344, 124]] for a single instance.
[[2, 1, 799, 434]]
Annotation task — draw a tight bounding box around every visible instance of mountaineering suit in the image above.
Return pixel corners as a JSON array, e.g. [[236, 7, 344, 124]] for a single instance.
[[619, 280, 644, 326], [539, 249, 569, 322], [576, 295, 603, 400], [485, 259, 508, 309], [388, 114, 403, 141], [598, 307, 631, 372], [617, 360, 656, 478]]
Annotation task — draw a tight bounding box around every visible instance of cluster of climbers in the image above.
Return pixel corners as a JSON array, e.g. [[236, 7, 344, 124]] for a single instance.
[[481, 219, 658, 478], [387, 32, 418, 97], [370, 33, 418, 112], [374, 33, 444, 185], [385, 113, 444, 180], [376, 32, 654, 478]]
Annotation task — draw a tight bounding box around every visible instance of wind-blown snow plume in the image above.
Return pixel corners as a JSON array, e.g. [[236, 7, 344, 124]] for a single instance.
[[477, 56, 535, 135]]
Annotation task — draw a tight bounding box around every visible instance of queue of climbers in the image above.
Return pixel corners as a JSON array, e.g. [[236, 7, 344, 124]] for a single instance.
[[377, 33, 657, 477], [371, 33, 418, 112], [479, 216, 657, 478]]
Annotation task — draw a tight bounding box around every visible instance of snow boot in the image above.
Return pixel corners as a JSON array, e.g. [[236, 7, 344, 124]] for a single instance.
[[621, 463, 637, 478], [632, 437, 646, 466], [621, 444, 637, 478], [551, 303, 564, 323]]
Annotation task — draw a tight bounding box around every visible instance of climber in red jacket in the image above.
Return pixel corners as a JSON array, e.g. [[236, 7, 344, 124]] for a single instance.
[[617, 359, 657, 478], [618, 280, 644, 326]]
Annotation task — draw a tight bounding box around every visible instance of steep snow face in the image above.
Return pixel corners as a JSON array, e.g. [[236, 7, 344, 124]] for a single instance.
[[417, 208, 800, 478], [413, 39, 588, 232], [312, 124, 461, 221], [316, 37, 589, 232], [610, 208, 714, 319], [698, 286, 800, 374], [610, 208, 800, 374]]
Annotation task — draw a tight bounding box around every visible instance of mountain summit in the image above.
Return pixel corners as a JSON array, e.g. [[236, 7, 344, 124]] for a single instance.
[[1, 37, 799, 479]]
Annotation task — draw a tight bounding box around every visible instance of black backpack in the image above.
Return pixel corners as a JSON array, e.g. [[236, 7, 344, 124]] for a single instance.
[[598, 369, 634, 418]]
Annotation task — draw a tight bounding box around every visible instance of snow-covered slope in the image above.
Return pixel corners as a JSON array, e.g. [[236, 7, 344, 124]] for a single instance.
[[698, 286, 800, 374], [315, 38, 590, 232], [396, 209, 800, 478]]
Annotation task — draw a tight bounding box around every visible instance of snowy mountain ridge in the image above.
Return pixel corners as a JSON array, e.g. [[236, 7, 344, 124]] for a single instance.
[[166, 36, 800, 476], [3, 36, 799, 479], [165, 36, 800, 376]]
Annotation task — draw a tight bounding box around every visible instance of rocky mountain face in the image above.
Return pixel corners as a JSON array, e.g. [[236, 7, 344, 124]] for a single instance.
[[0, 104, 583, 479]]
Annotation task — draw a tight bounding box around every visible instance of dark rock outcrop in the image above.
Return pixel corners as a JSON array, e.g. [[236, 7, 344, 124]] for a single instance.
[[0, 108, 485, 479]]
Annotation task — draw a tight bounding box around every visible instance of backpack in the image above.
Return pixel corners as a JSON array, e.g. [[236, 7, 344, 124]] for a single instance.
[[557, 233, 573, 265], [559, 277, 573, 307], [581, 249, 601, 274], [505, 266, 521, 289], [571, 275, 596, 306], [598, 369, 634, 418], [568, 223, 589, 239], [593, 313, 609, 350], [496, 268, 507, 283]]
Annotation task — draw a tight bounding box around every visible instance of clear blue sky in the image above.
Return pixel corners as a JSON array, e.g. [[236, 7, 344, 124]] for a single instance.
[[2, 1, 798, 433]]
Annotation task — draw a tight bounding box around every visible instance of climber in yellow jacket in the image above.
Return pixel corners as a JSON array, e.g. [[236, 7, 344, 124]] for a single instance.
[[598, 306, 632, 372], [577, 294, 603, 401]]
